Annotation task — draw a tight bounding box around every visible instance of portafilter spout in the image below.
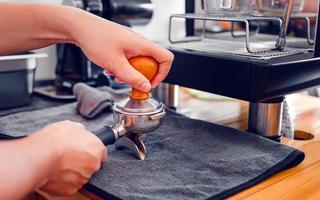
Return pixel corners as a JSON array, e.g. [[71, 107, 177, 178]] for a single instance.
[[93, 56, 166, 160]]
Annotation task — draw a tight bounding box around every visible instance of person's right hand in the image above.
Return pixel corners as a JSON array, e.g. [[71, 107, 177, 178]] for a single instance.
[[35, 120, 107, 196], [68, 10, 174, 92]]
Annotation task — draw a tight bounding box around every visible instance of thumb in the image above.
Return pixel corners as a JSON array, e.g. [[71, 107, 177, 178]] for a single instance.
[[112, 56, 151, 92]]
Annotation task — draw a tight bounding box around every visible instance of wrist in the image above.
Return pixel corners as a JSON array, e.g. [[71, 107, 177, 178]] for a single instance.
[[28, 131, 63, 175]]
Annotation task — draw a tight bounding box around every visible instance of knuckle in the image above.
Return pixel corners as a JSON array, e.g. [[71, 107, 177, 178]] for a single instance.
[[134, 76, 147, 88], [94, 162, 102, 171], [64, 188, 78, 196], [79, 177, 89, 185], [62, 120, 72, 124]]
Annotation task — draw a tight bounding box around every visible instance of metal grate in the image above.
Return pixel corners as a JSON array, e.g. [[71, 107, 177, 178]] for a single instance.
[[169, 13, 316, 53], [170, 39, 309, 60]]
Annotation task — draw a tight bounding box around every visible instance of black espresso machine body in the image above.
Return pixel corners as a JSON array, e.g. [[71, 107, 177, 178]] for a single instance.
[[163, 0, 320, 141], [166, 49, 320, 103], [56, 0, 153, 93]]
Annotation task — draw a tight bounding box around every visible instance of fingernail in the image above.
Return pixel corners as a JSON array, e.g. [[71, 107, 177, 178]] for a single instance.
[[141, 82, 151, 92]]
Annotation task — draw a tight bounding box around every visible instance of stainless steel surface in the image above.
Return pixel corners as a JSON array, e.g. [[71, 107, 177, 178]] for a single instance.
[[0, 53, 47, 72], [115, 97, 163, 115], [248, 101, 283, 138], [113, 100, 166, 133], [169, 13, 282, 53], [170, 38, 309, 60], [0, 52, 47, 109], [202, 0, 256, 15], [106, 96, 166, 160], [107, 0, 154, 26], [152, 83, 180, 109], [168, 84, 180, 109], [275, 0, 294, 50], [115, 133, 146, 160], [169, 12, 316, 53], [63, 0, 153, 26], [257, 0, 305, 13], [111, 123, 127, 139]]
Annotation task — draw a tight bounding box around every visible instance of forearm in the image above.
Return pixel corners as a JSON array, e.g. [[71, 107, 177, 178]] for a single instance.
[[0, 3, 79, 55], [0, 133, 58, 199]]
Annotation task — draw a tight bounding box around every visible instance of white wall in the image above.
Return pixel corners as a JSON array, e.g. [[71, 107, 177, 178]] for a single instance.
[[1, 0, 185, 80], [134, 0, 186, 41]]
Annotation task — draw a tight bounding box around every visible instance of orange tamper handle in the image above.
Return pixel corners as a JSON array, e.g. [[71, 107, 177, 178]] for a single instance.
[[129, 56, 159, 100]]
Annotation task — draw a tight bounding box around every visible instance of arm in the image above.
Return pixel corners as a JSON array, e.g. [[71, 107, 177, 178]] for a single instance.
[[0, 121, 107, 199], [0, 134, 57, 199], [0, 3, 173, 91], [0, 3, 73, 55]]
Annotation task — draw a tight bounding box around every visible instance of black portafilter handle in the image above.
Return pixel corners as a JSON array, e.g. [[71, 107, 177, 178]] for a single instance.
[[93, 126, 117, 146]]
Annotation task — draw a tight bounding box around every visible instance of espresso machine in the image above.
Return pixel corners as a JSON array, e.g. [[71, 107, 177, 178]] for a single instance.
[[53, 0, 154, 96], [161, 0, 320, 141]]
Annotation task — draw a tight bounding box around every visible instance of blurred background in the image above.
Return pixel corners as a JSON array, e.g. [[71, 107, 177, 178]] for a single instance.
[[0, 0, 186, 81]]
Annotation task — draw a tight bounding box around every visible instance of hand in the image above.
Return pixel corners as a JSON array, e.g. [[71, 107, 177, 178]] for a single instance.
[[69, 11, 174, 92], [35, 121, 107, 196]]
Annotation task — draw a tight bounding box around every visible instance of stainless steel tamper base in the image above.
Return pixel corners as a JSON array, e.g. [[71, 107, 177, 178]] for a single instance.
[[112, 97, 165, 160]]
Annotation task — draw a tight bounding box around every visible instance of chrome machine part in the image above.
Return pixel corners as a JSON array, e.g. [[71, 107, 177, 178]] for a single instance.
[[102, 0, 154, 26], [113, 98, 166, 133], [95, 97, 166, 160], [109, 97, 166, 160], [115, 133, 147, 160], [201, 0, 256, 15], [169, 10, 315, 54], [248, 100, 284, 141], [63, 0, 154, 26], [114, 97, 164, 115], [275, 0, 294, 50], [152, 83, 180, 110], [111, 123, 128, 139]]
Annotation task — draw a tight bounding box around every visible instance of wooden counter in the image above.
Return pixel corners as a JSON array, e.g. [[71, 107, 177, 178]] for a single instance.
[[33, 89, 320, 200]]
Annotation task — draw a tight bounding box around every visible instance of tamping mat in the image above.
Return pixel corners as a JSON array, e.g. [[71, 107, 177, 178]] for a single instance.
[[0, 97, 304, 200]]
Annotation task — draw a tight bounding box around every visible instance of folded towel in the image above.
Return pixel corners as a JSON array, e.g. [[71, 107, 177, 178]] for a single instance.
[[282, 99, 294, 139], [0, 97, 305, 200], [73, 83, 113, 119]]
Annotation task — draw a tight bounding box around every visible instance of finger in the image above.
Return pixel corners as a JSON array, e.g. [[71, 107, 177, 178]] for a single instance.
[[111, 56, 151, 92], [101, 148, 108, 163], [104, 69, 114, 76], [114, 77, 125, 83], [71, 122, 85, 128], [138, 42, 174, 88]]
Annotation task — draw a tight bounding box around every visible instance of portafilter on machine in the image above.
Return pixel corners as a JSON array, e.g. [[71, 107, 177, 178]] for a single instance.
[[93, 57, 166, 160]]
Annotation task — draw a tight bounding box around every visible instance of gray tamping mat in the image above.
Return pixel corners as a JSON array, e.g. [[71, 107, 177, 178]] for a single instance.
[[0, 95, 66, 117], [0, 102, 113, 137], [0, 102, 304, 200]]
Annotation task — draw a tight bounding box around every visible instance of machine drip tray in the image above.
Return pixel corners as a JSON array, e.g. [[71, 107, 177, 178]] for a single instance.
[[170, 38, 310, 60]]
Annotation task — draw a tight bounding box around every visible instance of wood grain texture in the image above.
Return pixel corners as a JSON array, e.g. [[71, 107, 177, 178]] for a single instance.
[[243, 161, 320, 200]]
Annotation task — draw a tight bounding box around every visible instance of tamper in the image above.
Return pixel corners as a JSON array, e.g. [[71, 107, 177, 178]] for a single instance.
[[93, 56, 166, 160]]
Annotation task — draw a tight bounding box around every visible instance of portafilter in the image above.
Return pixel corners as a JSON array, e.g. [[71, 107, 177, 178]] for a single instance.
[[93, 56, 166, 160]]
